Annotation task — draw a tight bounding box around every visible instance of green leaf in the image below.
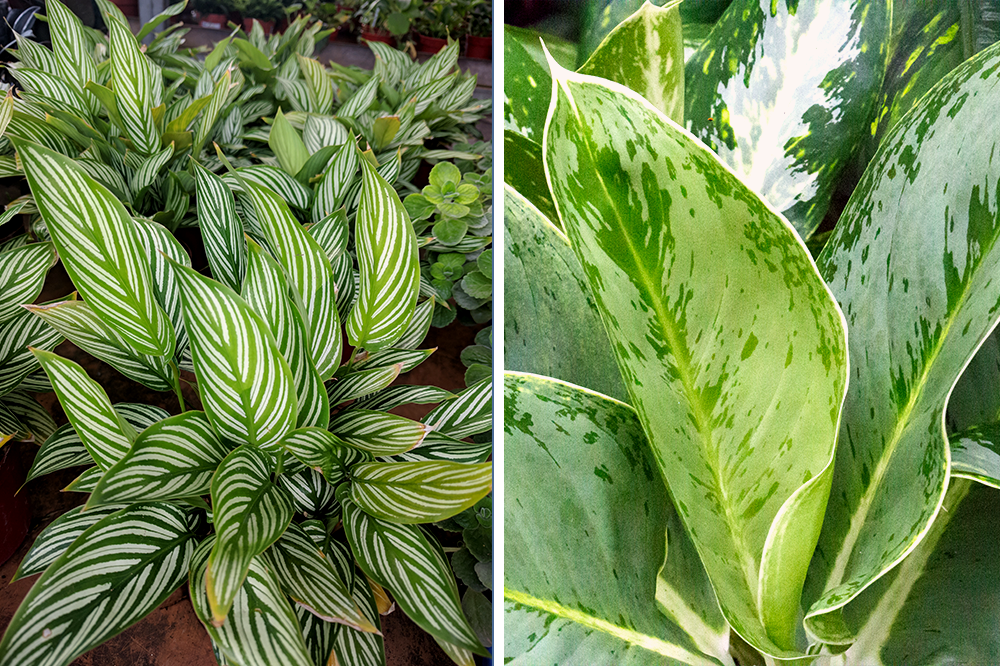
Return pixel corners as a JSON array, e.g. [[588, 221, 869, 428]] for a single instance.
[[314, 138, 359, 219], [0, 503, 196, 666], [371, 116, 400, 152], [267, 522, 376, 632], [325, 364, 402, 407], [136, 0, 188, 41], [87, 411, 229, 507], [804, 41, 1000, 644], [342, 498, 486, 655], [0, 308, 62, 396], [578, 1, 684, 123], [504, 373, 726, 666], [206, 445, 295, 624], [685, 0, 891, 239], [297, 55, 334, 114], [169, 259, 298, 450], [194, 69, 235, 156], [384, 432, 491, 465], [45, 0, 99, 117], [350, 461, 492, 524], [307, 209, 349, 262], [270, 108, 310, 176], [328, 410, 428, 456], [331, 567, 386, 666], [192, 160, 247, 293], [544, 62, 848, 655], [351, 384, 455, 413], [191, 538, 314, 666], [280, 426, 371, 485], [422, 377, 491, 440], [13, 503, 128, 581], [432, 217, 468, 245], [395, 297, 436, 350], [228, 165, 314, 211], [504, 185, 626, 401], [503, 25, 576, 141], [950, 421, 1000, 488], [15, 139, 175, 357], [107, 16, 159, 154], [460, 271, 491, 300], [232, 37, 274, 73], [346, 152, 420, 352]]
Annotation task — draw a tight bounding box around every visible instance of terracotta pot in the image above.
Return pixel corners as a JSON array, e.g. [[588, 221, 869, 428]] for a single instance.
[[111, 0, 139, 17], [199, 12, 227, 29], [360, 25, 395, 45], [0, 445, 30, 567], [242, 17, 275, 34], [465, 34, 491, 60], [417, 33, 448, 54]]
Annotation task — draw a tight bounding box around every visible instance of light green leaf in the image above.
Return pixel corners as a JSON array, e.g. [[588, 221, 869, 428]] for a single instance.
[[280, 426, 371, 485], [950, 422, 1000, 488], [192, 160, 247, 293], [685, 0, 891, 239], [270, 108, 310, 176], [331, 565, 386, 666], [503, 25, 576, 141], [504, 372, 727, 666], [314, 137, 358, 219], [329, 410, 428, 456], [0, 242, 54, 325], [350, 461, 492, 524], [804, 41, 1000, 644], [45, 0, 99, 117], [207, 445, 295, 624], [194, 69, 235, 156], [107, 16, 159, 154], [545, 62, 848, 655], [351, 384, 455, 413], [325, 364, 402, 407], [136, 0, 188, 42], [296, 55, 334, 114], [422, 377, 491, 440], [0, 308, 63, 396]]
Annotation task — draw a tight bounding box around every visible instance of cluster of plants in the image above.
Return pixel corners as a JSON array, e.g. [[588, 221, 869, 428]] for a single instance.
[[355, 0, 491, 41], [506, 0, 1000, 664], [0, 0, 493, 664]]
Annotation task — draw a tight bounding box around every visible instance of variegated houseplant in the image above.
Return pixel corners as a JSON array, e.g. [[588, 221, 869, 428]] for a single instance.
[[506, 1, 1000, 664]]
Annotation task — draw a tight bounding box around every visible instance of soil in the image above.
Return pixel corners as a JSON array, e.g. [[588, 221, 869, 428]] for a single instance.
[[0, 258, 489, 665]]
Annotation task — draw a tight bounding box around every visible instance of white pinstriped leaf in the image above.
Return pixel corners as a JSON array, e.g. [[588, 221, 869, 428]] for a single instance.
[[394, 297, 435, 350], [24, 423, 93, 482], [32, 350, 134, 471], [351, 385, 455, 413], [0, 502, 196, 666], [434, 637, 475, 666], [343, 153, 402, 216], [352, 347, 434, 374], [342, 499, 485, 655], [436, 73, 477, 112], [64, 465, 102, 493], [191, 539, 314, 666], [87, 410, 229, 507], [280, 468, 338, 516], [350, 461, 491, 524], [207, 445, 295, 623], [191, 161, 246, 293], [314, 138, 358, 220], [280, 426, 371, 486], [337, 75, 379, 119], [294, 604, 339, 666], [332, 565, 386, 666], [13, 503, 127, 580], [410, 73, 458, 116], [224, 165, 313, 210], [329, 410, 427, 456], [1, 390, 57, 444], [296, 56, 334, 114], [15, 139, 175, 356], [129, 144, 174, 198], [6, 113, 77, 155], [242, 239, 329, 429], [238, 176, 342, 379], [11, 68, 92, 122], [169, 259, 298, 450], [325, 364, 401, 407], [45, 0, 99, 117], [347, 155, 419, 352], [0, 402, 20, 438], [382, 434, 491, 465], [370, 40, 410, 87], [106, 17, 158, 154], [422, 377, 490, 439], [194, 69, 235, 156], [267, 522, 375, 632], [131, 217, 191, 365], [0, 308, 63, 396], [0, 246, 51, 310], [11, 35, 58, 77], [75, 160, 130, 202], [306, 209, 348, 262], [303, 115, 348, 155], [332, 252, 357, 322], [25, 299, 175, 392], [404, 39, 459, 90]]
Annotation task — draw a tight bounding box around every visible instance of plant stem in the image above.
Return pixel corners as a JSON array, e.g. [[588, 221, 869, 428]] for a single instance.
[[170, 362, 187, 412]]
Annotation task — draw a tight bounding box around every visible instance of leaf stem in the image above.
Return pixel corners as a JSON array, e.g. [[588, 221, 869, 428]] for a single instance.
[[170, 362, 187, 412]]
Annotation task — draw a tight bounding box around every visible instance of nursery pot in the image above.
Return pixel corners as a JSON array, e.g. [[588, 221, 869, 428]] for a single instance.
[[417, 33, 448, 54], [199, 12, 227, 29], [110, 0, 139, 17], [466, 34, 491, 60], [360, 25, 395, 45], [242, 17, 275, 34], [0, 445, 30, 567]]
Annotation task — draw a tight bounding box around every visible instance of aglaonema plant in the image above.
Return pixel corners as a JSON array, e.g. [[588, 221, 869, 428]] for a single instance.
[[0, 128, 492, 666], [505, 3, 1000, 663]]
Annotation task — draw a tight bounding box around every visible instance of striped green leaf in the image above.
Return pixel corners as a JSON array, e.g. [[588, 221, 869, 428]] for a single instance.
[[350, 461, 491, 524], [45, 0, 99, 117], [13, 503, 127, 580], [342, 498, 486, 655], [303, 115, 348, 155], [383, 433, 492, 465], [191, 538, 314, 666], [192, 160, 246, 293], [545, 62, 848, 655], [346, 152, 420, 353], [325, 364, 402, 407], [306, 209, 348, 261], [131, 217, 191, 364], [270, 108, 310, 176], [435, 638, 474, 666], [1, 391, 57, 444], [331, 569, 386, 666], [225, 165, 314, 210], [351, 384, 454, 413], [32, 350, 136, 471], [685, 0, 891, 239], [406, 39, 459, 89], [267, 522, 376, 632], [805, 42, 1000, 643], [329, 410, 428, 456], [0, 503, 196, 666], [25, 299, 175, 392], [6, 112, 78, 156], [337, 75, 378, 119], [130, 143, 174, 198], [193, 69, 234, 156], [207, 445, 295, 623], [0, 308, 62, 396], [87, 410, 229, 507], [294, 605, 340, 666], [237, 175, 342, 380], [12, 67, 93, 122], [280, 468, 338, 516], [332, 252, 358, 322], [107, 16, 159, 154], [169, 259, 298, 450], [352, 347, 433, 374], [394, 297, 435, 351], [314, 138, 358, 220], [15, 138, 175, 356], [243, 239, 329, 428], [12, 35, 58, 81], [24, 423, 93, 482], [280, 426, 371, 485], [504, 373, 726, 666], [422, 377, 491, 440], [297, 56, 334, 115]]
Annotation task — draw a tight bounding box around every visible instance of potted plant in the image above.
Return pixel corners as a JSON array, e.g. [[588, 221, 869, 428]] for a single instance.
[[464, 0, 490, 59], [193, 0, 229, 29], [413, 0, 470, 54], [236, 0, 284, 34]]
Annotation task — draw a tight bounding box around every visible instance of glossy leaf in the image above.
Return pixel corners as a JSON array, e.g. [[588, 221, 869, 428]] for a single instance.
[[685, 0, 891, 239], [325, 364, 402, 407], [192, 160, 246, 293], [502, 131, 557, 224], [950, 421, 1000, 488], [280, 426, 371, 485], [329, 410, 428, 456], [350, 461, 492, 524], [544, 62, 848, 654], [422, 377, 491, 440], [0, 242, 54, 325], [503, 26, 576, 141], [13, 503, 128, 581]]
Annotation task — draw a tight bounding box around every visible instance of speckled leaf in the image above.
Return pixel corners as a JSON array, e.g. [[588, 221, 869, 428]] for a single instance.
[[803, 42, 1000, 644], [503, 25, 577, 142], [948, 421, 1000, 488], [504, 373, 727, 666], [578, 1, 684, 123], [504, 184, 626, 402], [503, 131, 558, 224], [685, 0, 891, 239], [544, 63, 848, 655]]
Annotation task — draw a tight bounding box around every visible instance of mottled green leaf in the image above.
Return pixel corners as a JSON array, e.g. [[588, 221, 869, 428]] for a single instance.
[[503, 25, 577, 141]]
